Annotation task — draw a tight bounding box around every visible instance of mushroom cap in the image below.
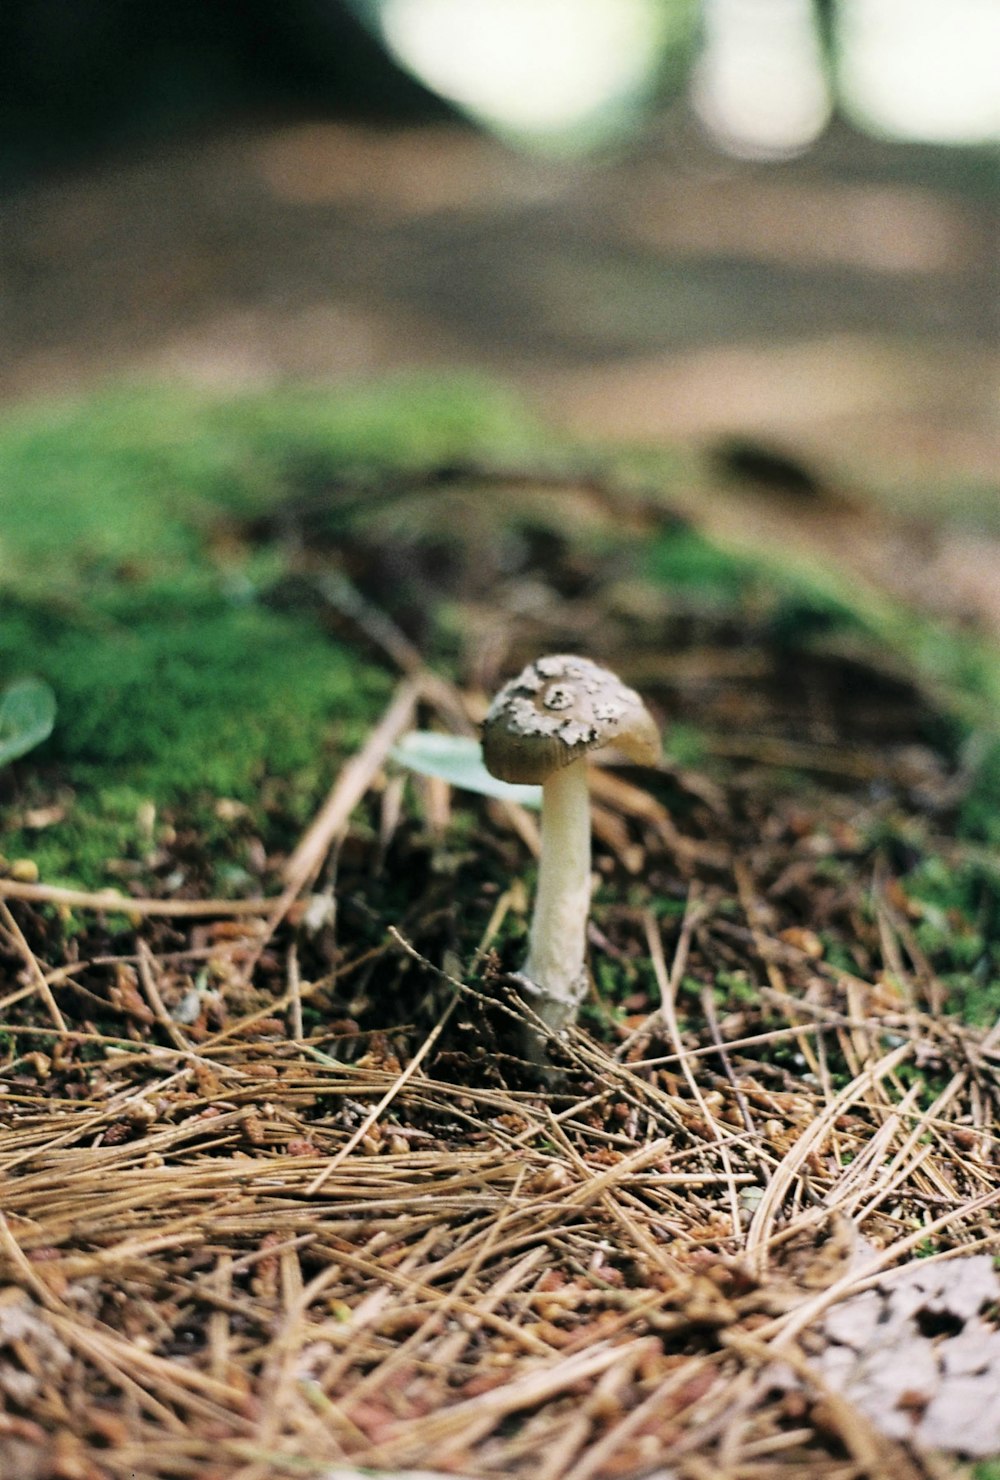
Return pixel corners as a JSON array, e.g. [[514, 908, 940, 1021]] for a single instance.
[[482, 654, 660, 785]]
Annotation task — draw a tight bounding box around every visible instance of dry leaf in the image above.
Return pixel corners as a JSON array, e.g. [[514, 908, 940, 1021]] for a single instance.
[[812, 1255, 1000, 1457]]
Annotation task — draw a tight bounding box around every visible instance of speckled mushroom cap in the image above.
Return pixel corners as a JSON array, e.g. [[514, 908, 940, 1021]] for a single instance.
[[482, 654, 660, 785]]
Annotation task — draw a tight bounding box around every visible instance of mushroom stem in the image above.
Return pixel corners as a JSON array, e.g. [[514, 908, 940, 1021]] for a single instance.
[[522, 757, 592, 1029]]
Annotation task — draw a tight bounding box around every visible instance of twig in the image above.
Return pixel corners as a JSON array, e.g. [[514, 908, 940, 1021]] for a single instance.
[[0, 899, 67, 1031], [641, 902, 743, 1238], [614, 883, 703, 1060], [722, 1331, 888, 1474], [287, 944, 304, 1043], [0, 880, 275, 918], [136, 940, 192, 1055], [701, 983, 756, 1136], [743, 1040, 914, 1276], [365, 1340, 647, 1463], [282, 676, 421, 889], [734, 860, 822, 1079], [236, 676, 420, 987]]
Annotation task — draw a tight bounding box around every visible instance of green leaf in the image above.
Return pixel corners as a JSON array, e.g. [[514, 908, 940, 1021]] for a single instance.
[[391, 731, 542, 808], [0, 677, 57, 767]]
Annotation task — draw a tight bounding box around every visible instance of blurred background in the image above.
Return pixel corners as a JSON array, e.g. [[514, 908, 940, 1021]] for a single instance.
[[2, 0, 998, 521]]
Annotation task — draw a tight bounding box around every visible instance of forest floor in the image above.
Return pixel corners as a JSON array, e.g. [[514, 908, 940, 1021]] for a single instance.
[[0, 116, 998, 1480], [0, 378, 998, 1480]]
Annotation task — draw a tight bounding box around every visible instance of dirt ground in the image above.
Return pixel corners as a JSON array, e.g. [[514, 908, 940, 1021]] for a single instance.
[[3, 113, 997, 495]]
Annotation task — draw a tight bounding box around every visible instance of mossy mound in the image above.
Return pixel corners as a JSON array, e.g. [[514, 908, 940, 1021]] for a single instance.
[[0, 379, 537, 888], [0, 378, 538, 596]]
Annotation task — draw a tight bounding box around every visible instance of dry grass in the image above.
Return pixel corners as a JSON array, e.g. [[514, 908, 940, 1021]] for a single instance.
[[1, 770, 997, 1479]]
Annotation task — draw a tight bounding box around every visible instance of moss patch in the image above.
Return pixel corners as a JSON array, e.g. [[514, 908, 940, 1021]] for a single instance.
[[1, 587, 390, 888], [0, 378, 536, 888], [0, 378, 538, 598]]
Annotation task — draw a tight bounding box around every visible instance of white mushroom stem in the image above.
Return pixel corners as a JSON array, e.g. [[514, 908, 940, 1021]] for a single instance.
[[522, 757, 592, 1029]]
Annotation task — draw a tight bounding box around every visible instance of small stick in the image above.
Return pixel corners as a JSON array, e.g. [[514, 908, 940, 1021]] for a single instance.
[[734, 859, 821, 1079], [701, 983, 756, 1136], [233, 676, 420, 988], [199, 944, 388, 1049], [315, 570, 473, 734], [136, 940, 192, 1055], [642, 905, 743, 1237], [287, 944, 304, 1043], [317, 572, 539, 853], [209, 1253, 233, 1382], [0, 899, 67, 1032], [744, 1039, 913, 1276], [282, 676, 421, 889], [469, 885, 519, 969], [614, 883, 702, 1058], [0, 880, 275, 918], [0, 1211, 63, 1309]]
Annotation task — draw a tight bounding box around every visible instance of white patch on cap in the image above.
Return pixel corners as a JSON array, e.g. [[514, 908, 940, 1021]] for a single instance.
[[543, 684, 575, 711], [558, 719, 597, 745]]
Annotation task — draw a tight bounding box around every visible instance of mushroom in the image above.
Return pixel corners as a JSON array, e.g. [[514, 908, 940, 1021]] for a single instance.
[[482, 654, 660, 1039]]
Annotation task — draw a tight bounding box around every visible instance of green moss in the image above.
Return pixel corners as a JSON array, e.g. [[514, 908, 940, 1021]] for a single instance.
[[714, 970, 757, 1006], [5, 587, 379, 791], [0, 377, 539, 601], [961, 738, 1000, 848], [1, 587, 389, 887], [903, 851, 1000, 1027], [663, 722, 708, 767], [645, 527, 760, 605], [645, 524, 869, 634]]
